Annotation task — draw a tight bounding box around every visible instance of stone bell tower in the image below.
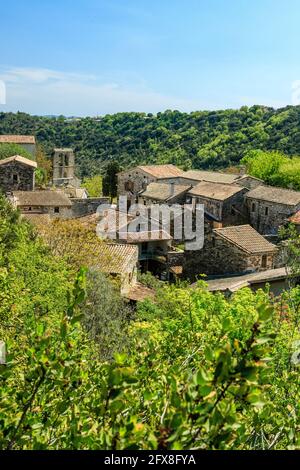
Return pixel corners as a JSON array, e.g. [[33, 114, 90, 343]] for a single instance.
[[52, 148, 76, 186]]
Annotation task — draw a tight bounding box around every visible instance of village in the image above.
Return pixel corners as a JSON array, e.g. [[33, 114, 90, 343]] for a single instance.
[[1, 133, 300, 301]]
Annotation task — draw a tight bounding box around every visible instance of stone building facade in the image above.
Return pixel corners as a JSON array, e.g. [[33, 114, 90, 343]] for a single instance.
[[10, 190, 73, 219], [117, 164, 184, 206], [186, 181, 248, 225], [0, 155, 37, 192], [0, 135, 36, 157], [183, 224, 277, 279], [246, 185, 300, 234]]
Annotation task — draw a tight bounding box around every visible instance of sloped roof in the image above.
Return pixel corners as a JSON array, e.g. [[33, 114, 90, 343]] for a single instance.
[[141, 182, 191, 201], [125, 229, 172, 242], [137, 164, 184, 178], [214, 224, 277, 254], [188, 181, 244, 201], [0, 135, 35, 144], [125, 282, 156, 301], [21, 213, 51, 226], [0, 155, 37, 168], [97, 244, 138, 274], [205, 267, 292, 293], [246, 185, 300, 206], [289, 210, 300, 225], [183, 170, 240, 184], [12, 190, 72, 207]]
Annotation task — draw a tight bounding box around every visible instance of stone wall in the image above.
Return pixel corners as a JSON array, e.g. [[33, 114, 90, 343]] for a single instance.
[[71, 197, 110, 218], [246, 197, 300, 234], [19, 205, 73, 219], [183, 234, 275, 280], [0, 162, 35, 193], [117, 168, 156, 202]]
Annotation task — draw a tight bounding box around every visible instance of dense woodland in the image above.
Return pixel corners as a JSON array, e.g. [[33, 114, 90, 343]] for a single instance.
[[1, 105, 300, 177]]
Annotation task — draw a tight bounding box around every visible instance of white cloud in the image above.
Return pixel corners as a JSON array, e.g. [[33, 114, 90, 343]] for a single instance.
[[0, 66, 200, 116]]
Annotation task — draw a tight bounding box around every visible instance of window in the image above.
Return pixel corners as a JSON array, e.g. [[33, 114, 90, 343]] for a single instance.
[[12, 174, 18, 183], [265, 206, 269, 216], [262, 255, 267, 268], [251, 202, 256, 212], [54, 207, 60, 214]]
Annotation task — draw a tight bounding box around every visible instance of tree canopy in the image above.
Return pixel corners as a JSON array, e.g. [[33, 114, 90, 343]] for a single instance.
[[2, 106, 300, 176]]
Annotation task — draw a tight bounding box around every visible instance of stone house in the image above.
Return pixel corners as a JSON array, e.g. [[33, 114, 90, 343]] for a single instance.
[[97, 243, 138, 296], [10, 190, 73, 219], [184, 224, 278, 279], [0, 135, 36, 157], [0, 155, 37, 193], [245, 185, 300, 234], [117, 164, 184, 205], [186, 181, 248, 225]]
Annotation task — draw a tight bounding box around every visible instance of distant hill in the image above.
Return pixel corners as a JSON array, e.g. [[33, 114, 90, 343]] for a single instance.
[[1, 105, 300, 177]]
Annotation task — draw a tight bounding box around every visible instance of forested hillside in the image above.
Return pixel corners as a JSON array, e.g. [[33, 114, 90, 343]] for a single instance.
[[1, 105, 300, 177]]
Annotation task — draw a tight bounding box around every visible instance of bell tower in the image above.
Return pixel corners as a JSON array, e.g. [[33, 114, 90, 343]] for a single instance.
[[53, 148, 75, 186]]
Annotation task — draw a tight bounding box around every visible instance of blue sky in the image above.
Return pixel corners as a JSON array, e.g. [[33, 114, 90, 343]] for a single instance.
[[1, 0, 300, 115]]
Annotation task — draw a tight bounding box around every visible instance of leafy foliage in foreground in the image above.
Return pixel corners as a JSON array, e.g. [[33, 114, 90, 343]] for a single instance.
[[0, 197, 300, 449], [2, 106, 300, 176]]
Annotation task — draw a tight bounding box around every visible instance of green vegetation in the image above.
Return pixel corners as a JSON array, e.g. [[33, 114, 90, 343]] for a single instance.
[[81, 175, 102, 197], [0, 142, 34, 161], [1, 106, 300, 176], [242, 149, 300, 190], [1, 196, 300, 449]]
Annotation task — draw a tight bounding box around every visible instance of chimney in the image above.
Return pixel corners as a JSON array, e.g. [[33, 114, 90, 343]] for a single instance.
[[169, 182, 175, 197]]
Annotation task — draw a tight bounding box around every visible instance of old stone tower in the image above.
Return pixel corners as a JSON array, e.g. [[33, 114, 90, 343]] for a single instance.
[[52, 148, 76, 186]]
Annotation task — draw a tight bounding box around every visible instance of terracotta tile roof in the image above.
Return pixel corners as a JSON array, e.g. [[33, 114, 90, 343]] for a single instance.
[[188, 181, 244, 201], [169, 265, 183, 275], [289, 210, 300, 224], [141, 182, 191, 201], [0, 155, 37, 168], [125, 230, 172, 242], [125, 282, 156, 301], [183, 170, 240, 184], [12, 190, 72, 207], [246, 185, 300, 206], [21, 213, 51, 225], [137, 164, 184, 178], [0, 135, 35, 144], [97, 244, 138, 274], [214, 224, 277, 254]]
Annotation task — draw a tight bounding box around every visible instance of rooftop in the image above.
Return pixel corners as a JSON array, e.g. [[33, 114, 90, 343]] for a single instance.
[[0, 135, 36, 144], [12, 190, 72, 207], [204, 267, 292, 293], [0, 155, 37, 168], [183, 169, 240, 184], [214, 224, 277, 254], [141, 182, 191, 201], [246, 185, 300, 206], [289, 210, 300, 225], [120, 164, 184, 179], [97, 244, 138, 274], [125, 282, 156, 302], [188, 181, 244, 200], [125, 229, 172, 243]]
